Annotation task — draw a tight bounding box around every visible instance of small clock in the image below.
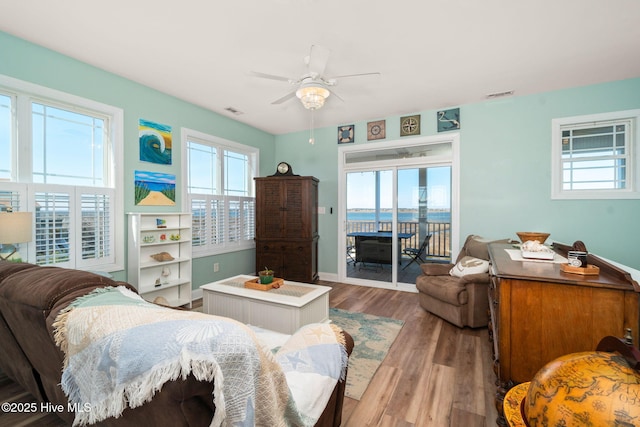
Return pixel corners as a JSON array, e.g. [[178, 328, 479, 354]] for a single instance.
[[274, 161, 294, 176]]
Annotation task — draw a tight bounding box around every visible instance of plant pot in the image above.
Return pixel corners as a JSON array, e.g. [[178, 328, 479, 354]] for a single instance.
[[258, 271, 274, 284]]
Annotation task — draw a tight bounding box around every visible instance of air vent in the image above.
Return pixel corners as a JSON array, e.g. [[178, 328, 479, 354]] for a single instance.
[[486, 90, 514, 99], [224, 107, 244, 115]]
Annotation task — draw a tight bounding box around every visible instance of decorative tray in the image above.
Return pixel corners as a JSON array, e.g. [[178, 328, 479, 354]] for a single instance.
[[560, 263, 600, 276], [244, 277, 284, 291], [521, 250, 554, 260], [519, 241, 555, 260]]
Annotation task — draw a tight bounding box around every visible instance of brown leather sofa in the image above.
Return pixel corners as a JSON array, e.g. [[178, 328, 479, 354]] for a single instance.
[[415, 235, 508, 328], [0, 261, 353, 426]]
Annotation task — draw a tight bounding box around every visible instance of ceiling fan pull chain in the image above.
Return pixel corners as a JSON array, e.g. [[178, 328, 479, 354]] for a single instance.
[[309, 110, 315, 144]]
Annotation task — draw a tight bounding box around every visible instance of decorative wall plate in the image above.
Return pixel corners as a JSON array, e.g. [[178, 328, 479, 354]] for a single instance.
[[367, 120, 386, 140], [338, 124, 355, 144], [400, 115, 420, 136], [437, 108, 460, 132]]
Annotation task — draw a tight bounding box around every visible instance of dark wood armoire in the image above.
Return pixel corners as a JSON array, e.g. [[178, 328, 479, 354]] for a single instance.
[[254, 175, 319, 283]]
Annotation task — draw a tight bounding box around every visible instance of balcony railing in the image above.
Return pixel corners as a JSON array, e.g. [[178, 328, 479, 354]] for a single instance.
[[346, 221, 451, 261]]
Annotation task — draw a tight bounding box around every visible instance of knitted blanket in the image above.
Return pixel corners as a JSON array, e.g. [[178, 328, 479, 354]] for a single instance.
[[53, 286, 345, 426]]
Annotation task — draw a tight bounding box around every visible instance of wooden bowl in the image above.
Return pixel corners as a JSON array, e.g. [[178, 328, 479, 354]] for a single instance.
[[517, 232, 550, 244]]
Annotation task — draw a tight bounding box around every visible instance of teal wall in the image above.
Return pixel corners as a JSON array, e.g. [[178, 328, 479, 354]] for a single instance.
[[2, 30, 639, 283], [275, 78, 640, 272], [0, 31, 274, 284]]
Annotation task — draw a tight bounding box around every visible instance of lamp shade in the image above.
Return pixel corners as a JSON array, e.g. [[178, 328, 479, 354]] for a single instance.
[[296, 84, 330, 110], [0, 212, 33, 244]]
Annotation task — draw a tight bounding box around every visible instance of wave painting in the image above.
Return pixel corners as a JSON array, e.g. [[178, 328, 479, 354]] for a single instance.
[[134, 170, 176, 206], [139, 119, 172, 165]]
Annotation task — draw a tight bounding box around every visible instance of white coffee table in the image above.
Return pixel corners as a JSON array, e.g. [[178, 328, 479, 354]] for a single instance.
[[200, 275, 331, 334]]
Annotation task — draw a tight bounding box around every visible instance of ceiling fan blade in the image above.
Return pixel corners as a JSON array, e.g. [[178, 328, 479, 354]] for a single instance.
[[326, 72, 381, 81], [271, 91, 297, 105], [328, 88, 344, 102], [250, 71, 293, 83], [307, 45, 331, 77]]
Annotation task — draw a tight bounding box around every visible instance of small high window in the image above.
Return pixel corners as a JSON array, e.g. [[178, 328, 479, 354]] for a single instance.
[[552, 110, 640, 199]]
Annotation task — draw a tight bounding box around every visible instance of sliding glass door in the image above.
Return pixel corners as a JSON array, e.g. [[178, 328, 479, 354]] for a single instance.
[[344, 166, 451, 286], [346, 169, 395, 284], [397, 166, 452, 276], [339, 136, 458, 290]]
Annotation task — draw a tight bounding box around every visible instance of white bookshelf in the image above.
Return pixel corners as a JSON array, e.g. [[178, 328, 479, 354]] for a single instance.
[[128, 212, 192, 307]]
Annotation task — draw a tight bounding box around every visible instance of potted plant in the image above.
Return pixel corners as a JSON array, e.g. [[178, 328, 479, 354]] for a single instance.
[[258, 267, 274, 284]]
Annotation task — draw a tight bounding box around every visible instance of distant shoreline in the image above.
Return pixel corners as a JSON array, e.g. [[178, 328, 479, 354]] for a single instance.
[[348, 208, 450, 212], [347, 210, 451, 223]]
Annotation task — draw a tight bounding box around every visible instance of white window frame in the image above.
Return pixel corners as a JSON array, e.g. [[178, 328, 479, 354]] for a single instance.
[[0, 74, 124, 272], [551, 109, 640, 200], [181, 128, 258, 257]]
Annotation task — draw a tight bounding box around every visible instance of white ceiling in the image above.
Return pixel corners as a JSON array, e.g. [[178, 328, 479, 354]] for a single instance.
[[2, 0, 639, 135]]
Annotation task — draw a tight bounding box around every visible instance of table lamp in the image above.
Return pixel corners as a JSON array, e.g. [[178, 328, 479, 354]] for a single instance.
[[0, 211, 33, 261]]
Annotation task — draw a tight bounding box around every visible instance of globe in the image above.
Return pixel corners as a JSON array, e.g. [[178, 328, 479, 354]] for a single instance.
[[504, 351, 640, 427]]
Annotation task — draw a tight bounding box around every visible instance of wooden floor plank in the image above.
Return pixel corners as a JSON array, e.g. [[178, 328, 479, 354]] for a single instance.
[[452, 334, 486, 416], [343, 365, 402, 427], [450, 407, 487, 427], [415, 363, 455, 426]]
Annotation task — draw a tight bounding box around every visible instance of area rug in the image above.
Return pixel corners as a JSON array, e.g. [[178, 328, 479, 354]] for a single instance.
[[329, 308, 404, 400], [191, 304, 403, 400]]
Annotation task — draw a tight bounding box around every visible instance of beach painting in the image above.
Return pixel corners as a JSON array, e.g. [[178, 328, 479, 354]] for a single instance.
[[139, 119, 172, 165], [134, 170, 176, 206]]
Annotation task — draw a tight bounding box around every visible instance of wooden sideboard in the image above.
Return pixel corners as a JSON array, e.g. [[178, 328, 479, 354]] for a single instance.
[[487, 242, 640, 426]]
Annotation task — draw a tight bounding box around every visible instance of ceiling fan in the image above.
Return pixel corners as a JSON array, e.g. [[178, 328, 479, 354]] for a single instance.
[[251, 45, 380, 110]]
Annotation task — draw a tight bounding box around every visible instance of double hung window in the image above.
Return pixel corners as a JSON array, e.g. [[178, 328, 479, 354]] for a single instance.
[[0, 75, 123, 270], [552, 110, 640, 199], [183, 128, 257, 256]]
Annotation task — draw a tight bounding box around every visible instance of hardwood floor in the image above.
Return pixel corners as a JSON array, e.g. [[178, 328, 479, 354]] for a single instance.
[[326, 281, 498, 427], [0, 281, 498, 427]]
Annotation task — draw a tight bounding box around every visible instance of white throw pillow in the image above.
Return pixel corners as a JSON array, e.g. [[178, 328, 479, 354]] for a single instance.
[[450, 256, 490, 277]]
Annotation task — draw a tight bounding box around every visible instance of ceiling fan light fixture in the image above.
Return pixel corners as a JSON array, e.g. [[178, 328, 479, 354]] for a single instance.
[[296, 84, 330, 110]]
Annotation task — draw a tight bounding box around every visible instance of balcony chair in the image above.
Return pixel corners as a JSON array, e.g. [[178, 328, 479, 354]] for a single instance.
[[402, 234, 431, 270], [415, 234, 509, 328], [347, 245, 357, 265]]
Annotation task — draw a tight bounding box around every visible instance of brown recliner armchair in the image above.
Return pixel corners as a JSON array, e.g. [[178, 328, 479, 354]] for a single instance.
[[415, 235, 508, 328]]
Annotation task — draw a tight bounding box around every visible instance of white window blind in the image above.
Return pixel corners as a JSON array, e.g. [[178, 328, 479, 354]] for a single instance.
[[211, 197, 225, 245], [243, 198, 255, 241], [34, 188, 71, 266], [191, 198, 208, 248], [30, 185, 114, 268], [0, 186, 25, 212], [79, 190, 113, 265]]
